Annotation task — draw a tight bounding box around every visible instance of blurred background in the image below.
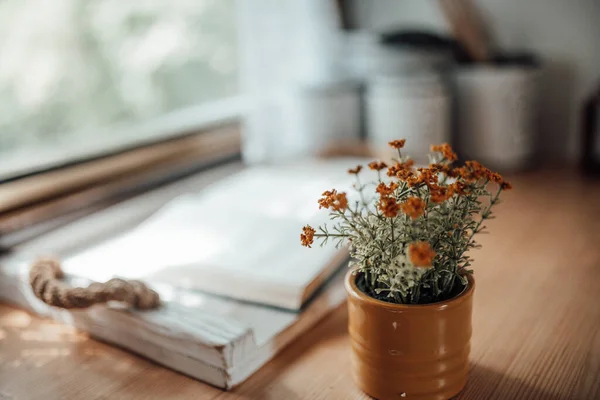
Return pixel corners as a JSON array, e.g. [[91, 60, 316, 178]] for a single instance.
[[0, 0, 599, 244], [0, 0, 238, 177]]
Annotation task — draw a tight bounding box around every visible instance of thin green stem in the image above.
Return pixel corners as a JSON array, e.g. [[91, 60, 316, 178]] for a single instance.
[[390, 217, 395, 257], [355, 175, 368, 207], [466, 186, 501, 244], [313, 233, 347, 238]]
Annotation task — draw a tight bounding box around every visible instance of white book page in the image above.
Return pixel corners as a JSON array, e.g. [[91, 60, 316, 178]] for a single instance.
[[62, 159, 371, 304]]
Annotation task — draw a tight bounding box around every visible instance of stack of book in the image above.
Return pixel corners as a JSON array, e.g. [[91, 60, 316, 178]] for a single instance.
[[0, 159, 369, 389]]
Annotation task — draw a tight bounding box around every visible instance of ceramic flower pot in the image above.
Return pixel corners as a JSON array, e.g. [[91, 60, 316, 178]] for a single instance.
[[345, 270, 475, 400]]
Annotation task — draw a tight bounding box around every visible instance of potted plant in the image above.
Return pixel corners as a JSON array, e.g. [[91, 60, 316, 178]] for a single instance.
[[300, 139, 511, 400]]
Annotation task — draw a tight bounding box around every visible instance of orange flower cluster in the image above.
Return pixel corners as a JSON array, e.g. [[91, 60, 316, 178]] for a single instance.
[[429, 181, 470, 202], [463, 161, 489, 180], [368, 160, 388, 171], [460, 161, 512, 190], [348, 165, 363, 175], [376, 181, 399, 196], [429, 185, 450, 203], [379, 196, 401, 218], [318, 189, 349, 211], [450, 166, 468, 180], [389, 160, 446, 190], [300, 225, 316, 248], [449, 181, 469, 196], [431, 143, 458, 162], [388, 139, 406, 149], [409, 241, 436, 267], [430, 163, 465, 181], [403, 174, 420, 187], [417, 167, 439, 186], [402, 197, 426, 219], [380, 142, 483, 202], [387, 159, 415, 178]]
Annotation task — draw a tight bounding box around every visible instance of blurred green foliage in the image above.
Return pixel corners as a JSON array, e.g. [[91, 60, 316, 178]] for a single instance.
[[0, 0, 238, 150]]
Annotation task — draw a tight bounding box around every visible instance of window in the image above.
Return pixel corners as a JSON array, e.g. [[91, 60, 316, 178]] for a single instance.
[[0, 0, 240, 180]]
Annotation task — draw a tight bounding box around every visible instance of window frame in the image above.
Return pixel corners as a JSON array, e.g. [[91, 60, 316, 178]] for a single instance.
[[0, 96, 246, 183]]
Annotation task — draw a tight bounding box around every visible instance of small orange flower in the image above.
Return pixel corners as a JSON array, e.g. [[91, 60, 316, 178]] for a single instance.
[[429, 185, 450, 203], [488, 172, 504, 184], [387, 164, 400, 177], [379, 196, 400, 218], [446, 168, 460, 179], [318, 189, 349, 211], [430, 163, 464, 180], [388, 139, 406, 149], [404, 175, 420, 187], [431, 143, 458, 162], [387, 159, 414, 177], [448, 181, 469, 196], [429, 163, 451, 175], [368, 160, 388, 171], [500, 180, 513, 190], [402, 197, 426, 219], [408, 241, 436, 267], [300, 225, 316, 248], [454, 166, 473, 181], [348, 165, 363, 175], [335, 192, 349, 210], [417, 167, 439, 186], [464, 160, 490, 180], [376, 181, 399, 196], [318, 190, 336, 209], [483, 170, 512, 190]]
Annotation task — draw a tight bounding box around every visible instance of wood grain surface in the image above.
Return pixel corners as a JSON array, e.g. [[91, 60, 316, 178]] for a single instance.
[[1, 169, 600, 400]]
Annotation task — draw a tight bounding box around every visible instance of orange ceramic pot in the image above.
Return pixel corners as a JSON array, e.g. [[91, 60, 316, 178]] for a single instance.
[[345, 270, 474, 400]]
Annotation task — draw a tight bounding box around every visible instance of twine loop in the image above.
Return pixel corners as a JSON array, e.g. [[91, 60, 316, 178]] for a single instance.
[[29, 258, 160, 310]]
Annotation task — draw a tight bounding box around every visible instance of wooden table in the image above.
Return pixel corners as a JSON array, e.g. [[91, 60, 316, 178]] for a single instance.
[[1, 170, 600, 400]]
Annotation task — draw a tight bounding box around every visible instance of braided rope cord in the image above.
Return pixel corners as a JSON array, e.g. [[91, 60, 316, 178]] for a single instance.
[[29, 258, 160, 310]]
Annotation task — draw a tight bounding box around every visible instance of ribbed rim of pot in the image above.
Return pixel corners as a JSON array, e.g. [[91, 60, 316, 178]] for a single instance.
[[345, 269, 475, 312]]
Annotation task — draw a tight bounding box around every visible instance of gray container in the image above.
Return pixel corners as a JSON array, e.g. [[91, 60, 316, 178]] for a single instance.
[[366, 74, 451, 164], [454, 64, 540, 171]]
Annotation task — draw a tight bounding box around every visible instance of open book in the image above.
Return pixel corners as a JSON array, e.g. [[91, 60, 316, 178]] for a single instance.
[[60, 161, 362, 310]]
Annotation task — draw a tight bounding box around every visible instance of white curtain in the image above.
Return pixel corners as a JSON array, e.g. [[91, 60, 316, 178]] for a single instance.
[[236, 0, 346, 164]]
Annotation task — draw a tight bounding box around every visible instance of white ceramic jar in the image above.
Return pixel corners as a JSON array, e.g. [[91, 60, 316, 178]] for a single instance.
[[366, 74, 450, 164], [278, 80, 362, 161], [454, 65, 540, 171]]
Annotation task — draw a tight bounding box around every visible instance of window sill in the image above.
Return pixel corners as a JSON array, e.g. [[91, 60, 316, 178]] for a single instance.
[[0, 124, 241, 248]]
